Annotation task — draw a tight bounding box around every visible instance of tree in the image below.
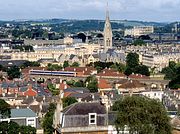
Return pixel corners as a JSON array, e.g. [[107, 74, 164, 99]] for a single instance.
[[85, 76, 98, 93], [47, 84, 59, 96], [7, 66, 21, 80], [21, 61, 40, 68], [169, 75, 180, 89], [0, 121, 36, 134], [47, 64, 62, 71], [62, 97, 77, 108], [0, 99, 11, 118], [63, 61, 69, 68], [113, 96, 171, 134], [42, 103, 56, 134], [110, 63, 126, 72], [19, 126, 36, 134], [126, 53, 139, 68], [134, 65, 150, 76], [73, 80, 85, 87], [71, 62, 80, 67], [133, 39, 145, 46]]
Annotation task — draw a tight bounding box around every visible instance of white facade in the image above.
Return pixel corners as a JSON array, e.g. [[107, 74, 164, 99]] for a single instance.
[[125, 26, 154, 37], [141, 90, 164, 102], [142, 53, 180, 71]]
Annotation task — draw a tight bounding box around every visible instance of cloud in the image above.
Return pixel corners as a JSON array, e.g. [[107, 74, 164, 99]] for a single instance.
[[0, 0, 180, 21]]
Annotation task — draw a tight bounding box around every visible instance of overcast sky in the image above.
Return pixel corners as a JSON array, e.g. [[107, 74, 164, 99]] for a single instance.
[[0, 0, 180, 22]]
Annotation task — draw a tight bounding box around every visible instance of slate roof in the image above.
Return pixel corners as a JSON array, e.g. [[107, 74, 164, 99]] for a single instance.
[[63, 102, 106, 115], [11, 108, 37, 118], [0, 60, 28, 67], [64, 87, 90, 94]]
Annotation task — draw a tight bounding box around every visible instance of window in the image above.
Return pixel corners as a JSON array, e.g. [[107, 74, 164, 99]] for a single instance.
[[27, 118, 35, 127], [89, 113, 97, 125]]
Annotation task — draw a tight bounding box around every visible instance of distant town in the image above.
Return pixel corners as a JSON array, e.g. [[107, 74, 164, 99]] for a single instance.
[[1, 3, 180, 134]]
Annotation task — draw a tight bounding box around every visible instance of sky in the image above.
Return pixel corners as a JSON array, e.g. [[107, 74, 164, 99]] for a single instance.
[[0, 0, 180, 22]]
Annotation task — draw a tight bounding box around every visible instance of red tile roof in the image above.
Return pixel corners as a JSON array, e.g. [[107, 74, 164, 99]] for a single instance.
[[118, 80, 145, 89], [98, 79, 112, 89], [59, 83, 70, 90], [24, 86, 37, 97], [64, 92, 72, 98], [97, 68, 126, 78]]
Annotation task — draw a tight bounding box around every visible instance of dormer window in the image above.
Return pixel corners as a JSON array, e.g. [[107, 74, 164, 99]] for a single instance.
[[89, 113, 97, 125]]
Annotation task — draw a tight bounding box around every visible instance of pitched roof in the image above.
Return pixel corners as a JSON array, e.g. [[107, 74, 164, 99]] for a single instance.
[[11, 108, 37, 118], [24, 86, 37, 97], [118, 80, 145, 89], [98, 79, 112, 89], [63, 102, 106, 115], [97, 68, 125, 78], [64, 87, 90, 94]]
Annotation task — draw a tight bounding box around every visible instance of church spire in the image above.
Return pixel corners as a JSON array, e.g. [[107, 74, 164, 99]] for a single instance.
[[104, 2, 113, 52]]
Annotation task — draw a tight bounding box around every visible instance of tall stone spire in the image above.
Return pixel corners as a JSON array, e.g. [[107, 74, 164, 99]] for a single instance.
[[104, 2, 113, 52]]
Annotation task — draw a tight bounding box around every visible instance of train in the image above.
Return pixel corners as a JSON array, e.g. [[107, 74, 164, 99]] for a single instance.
[[29, 70, 76, 77]]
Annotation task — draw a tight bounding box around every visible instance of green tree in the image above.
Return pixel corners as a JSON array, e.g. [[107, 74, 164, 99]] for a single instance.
[[19, 126, 36, 134], [0, 120, 36, 134], [110, 63, 126, 72], [113, 96, 171, 134], [71, 62, 80, 67], [0, 99, 11, 118], [134, 65, 150, 76], [62, 97, 77, 108], [47, 63, 62, 71], [63, 61, 69, 68], [21, 61, 40, 68], [85, 76, 98, 93], [42, 103, 56, 134], [126, 52, 139, 68], [47, 84, 59, 95], [73, 80, 85, 87], [169, 75, 180, 89], [162, 67, 176, 80], [133, 39, 145, 46], [7, 66, 21, 80]]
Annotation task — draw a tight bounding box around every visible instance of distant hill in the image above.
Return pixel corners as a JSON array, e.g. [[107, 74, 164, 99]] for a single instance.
[[0, 19, 170, 33]]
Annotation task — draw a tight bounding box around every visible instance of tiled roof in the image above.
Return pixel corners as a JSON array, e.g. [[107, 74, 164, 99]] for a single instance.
[[97, 68, 125, 78], [64, 92, 72, 98], [98, 79, 112, 89], [118, 80, 145, 89], [59, 83, 70, 90], [64, 67, 96, 73], [24, 86, 37, 97]]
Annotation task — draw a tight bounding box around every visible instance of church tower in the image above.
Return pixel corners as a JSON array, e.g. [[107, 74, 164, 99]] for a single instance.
[[104, 3, 113, 52]]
